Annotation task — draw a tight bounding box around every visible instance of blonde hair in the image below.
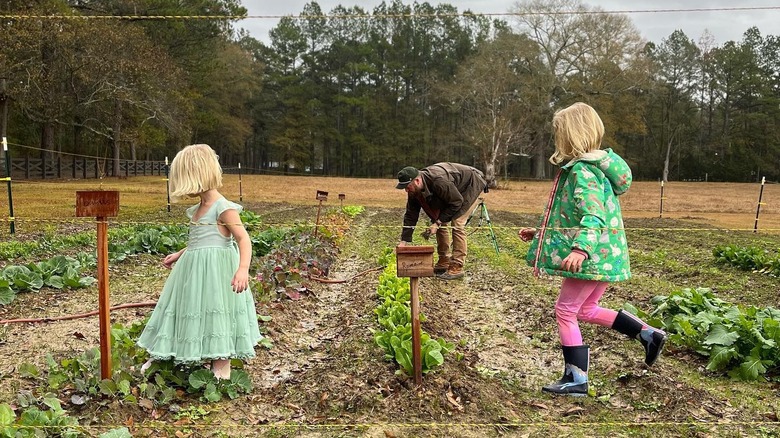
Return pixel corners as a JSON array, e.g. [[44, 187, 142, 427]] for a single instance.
[[549, 102, 605, 165], [168, 144, 223, 202]]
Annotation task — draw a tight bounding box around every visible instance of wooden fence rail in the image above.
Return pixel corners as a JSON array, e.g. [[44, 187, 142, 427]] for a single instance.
[[0, 157, 167, 179]]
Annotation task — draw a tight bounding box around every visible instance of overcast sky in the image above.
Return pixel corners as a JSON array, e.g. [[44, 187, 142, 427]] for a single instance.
[[239, 1, 779, 47]]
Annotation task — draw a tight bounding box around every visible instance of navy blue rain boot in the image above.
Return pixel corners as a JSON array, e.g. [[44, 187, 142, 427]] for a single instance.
[[542, 345, 589, 396], [612, 309, 667, 366]]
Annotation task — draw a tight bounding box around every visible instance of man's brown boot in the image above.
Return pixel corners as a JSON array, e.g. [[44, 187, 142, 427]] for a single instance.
[[439, 263, 464, 280], [434, 256, 450, 275]]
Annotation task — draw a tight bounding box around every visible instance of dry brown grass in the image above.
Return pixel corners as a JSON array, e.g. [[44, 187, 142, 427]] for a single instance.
[[2, 175, 778, 232]]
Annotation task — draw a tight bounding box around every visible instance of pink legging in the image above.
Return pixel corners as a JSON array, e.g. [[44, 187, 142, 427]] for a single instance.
[[555, 277, 618, 346]]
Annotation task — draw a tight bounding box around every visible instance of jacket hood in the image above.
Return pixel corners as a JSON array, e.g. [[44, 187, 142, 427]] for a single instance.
[[563, 148, 632, 195]]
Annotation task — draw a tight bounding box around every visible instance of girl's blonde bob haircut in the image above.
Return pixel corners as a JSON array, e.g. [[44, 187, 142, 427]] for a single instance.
[[549, 102, 604, 165], [168, 144, 223, 202]]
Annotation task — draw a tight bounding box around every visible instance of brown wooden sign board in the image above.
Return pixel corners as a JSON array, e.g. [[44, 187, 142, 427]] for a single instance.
[[396, 245, 434, 278], [76, 191, 119, 218], [316, 190, 328, 201]]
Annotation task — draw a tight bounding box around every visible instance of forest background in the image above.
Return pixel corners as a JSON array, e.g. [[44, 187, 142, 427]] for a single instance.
[[1, 0, 778, 186]]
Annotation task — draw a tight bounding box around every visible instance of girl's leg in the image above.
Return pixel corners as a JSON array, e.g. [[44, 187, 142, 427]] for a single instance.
[[140, 358, 154, 373], [212, 359, 231, 380], [612, 310, 668, 366], [576, 282, 617, 327], [555, 278, 604, 346]]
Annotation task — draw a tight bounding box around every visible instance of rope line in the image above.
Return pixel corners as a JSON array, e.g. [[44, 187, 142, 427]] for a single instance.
[[0, 217, 778, 233], [3, 6, 780, 20], [6, 420, 780, 429]]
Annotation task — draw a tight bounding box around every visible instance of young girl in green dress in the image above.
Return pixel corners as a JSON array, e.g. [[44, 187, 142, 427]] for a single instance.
[[519, 103, 666, 396], [138, 144, 262, 380]]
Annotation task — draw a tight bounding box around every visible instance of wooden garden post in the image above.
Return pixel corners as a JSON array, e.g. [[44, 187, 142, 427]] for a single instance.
[[76, 191, 119, 379], [395, 245, 434, 386], [314, 190, 328, 237]]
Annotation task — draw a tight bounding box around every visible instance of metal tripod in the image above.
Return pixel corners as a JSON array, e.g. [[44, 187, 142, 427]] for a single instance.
[[465, 197, 499, 254]]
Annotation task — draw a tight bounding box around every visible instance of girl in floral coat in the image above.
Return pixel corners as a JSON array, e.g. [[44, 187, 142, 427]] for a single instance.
[[519, 102, 667, 396]]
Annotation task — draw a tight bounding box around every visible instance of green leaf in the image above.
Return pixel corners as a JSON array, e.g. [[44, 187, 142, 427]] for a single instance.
[[45, 275, 64, 289], [706, 346, 737, 371], [425, 349, 444, 369], [18, 363, 39, 379], [0, 286, 14, 305], [203, 383, 221, 402], [79, 276, 97, 287], [259, 338, 273, 349], [188, 369, 215, 390], [229, 370, 252, 392], [621, 302, 640, 317], [0, 404, 15, 427], [737, 356, 768, 380], [703, 324, 740, 346], [42, 397, 63, 414], [99, 380, 117, 396], [117, 380, 131, 396], [99, 427, 132, 438]]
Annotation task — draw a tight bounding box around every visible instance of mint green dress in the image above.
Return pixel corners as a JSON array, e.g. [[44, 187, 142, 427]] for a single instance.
[[138, 197, 262, 364]]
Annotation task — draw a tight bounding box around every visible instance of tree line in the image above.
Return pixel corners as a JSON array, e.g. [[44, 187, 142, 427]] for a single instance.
[[1, 0, 778, 184]]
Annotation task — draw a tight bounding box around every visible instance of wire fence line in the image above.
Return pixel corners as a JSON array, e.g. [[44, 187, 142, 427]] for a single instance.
[[3, 6, 780, 20], [0, 217, 776, 234]]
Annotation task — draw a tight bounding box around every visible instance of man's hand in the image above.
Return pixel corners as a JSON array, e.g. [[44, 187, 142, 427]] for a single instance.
[[561, 250, 587, 273], [519, 228, 537, 242], [421, 223, 439, 240]]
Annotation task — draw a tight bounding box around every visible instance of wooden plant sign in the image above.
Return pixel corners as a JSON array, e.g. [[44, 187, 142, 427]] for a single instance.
[[314, 190, 329, 237], [395, 245, 434, 385], [76, 191, 119, 379]]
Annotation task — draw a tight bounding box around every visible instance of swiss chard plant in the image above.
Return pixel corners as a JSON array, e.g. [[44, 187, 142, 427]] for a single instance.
[[254, 224, 337, 301]]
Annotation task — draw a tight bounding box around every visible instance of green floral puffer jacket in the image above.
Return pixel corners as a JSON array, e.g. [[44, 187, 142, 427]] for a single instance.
[[526, 148, 632, 282]]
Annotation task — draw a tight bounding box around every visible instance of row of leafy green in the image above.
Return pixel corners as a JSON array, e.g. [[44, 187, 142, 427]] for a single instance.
[[713, 244, 780, 277], [0, 210, 285, 264], [373, 248, 454, 376], [0, 255, 96, 305], [628, 287, 780, 381], [0, 210, 301, 305]]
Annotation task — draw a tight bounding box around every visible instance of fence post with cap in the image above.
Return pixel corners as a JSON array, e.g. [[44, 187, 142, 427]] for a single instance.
[[1, 78, 15, 234], [754, 176, 766, 233]]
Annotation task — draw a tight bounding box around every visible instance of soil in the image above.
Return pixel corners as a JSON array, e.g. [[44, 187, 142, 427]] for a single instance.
[[0, 202, 778, 437]]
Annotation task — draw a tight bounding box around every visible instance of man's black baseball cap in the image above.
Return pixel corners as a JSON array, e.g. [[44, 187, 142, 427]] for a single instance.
[[396, 166, 419, 189]]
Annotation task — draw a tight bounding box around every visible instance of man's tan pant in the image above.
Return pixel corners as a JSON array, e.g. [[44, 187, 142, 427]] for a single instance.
[[435, 198, 481, 268]]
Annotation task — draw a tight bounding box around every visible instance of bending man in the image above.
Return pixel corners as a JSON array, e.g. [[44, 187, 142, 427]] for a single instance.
[[396, 163, 487, 280]]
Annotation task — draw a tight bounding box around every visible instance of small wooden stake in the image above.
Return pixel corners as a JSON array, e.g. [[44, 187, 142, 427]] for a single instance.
[[76, 191, 119, 380], [410, 276, 422, 386], [96, 216, 111, 379], [314, 190, 328, 237]]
